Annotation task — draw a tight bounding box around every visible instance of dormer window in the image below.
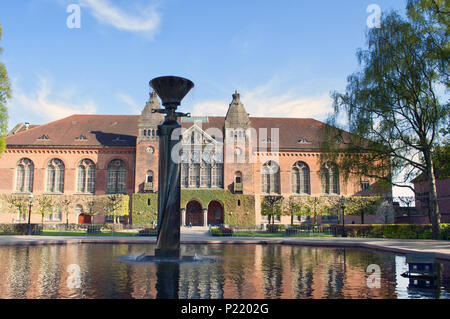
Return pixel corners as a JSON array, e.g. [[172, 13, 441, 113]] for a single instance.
[[37, 134, 50, 141], [75, 135, 88, 141], [297, 138, 311, 144]]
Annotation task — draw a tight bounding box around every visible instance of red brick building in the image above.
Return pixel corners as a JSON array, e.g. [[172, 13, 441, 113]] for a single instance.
[[413, 175, 450, 223], [0, 91, 385, 226]]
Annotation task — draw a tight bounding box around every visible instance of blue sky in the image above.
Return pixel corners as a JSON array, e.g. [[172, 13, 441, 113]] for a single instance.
[[0, 0, 408, 127], [0, 0, 413, 197]]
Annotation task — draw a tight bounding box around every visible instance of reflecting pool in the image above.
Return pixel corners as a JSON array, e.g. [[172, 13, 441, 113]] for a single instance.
[[0, 244, 449, 299]]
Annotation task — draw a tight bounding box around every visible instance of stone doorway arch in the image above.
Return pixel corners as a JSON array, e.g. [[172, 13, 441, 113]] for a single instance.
[[186, 200, 203, 227], [208, 201, 224, 226]]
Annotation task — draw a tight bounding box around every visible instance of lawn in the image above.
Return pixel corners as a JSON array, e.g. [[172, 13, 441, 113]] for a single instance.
[[214, 232, 335, 238], [40, 230, 141, 237]]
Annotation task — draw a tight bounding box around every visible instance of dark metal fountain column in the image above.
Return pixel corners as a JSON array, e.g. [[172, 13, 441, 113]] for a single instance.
[[150, 76, 194, 258]]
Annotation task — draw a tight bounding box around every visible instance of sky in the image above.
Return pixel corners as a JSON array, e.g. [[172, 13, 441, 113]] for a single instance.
[[0, 0, 413, 197]]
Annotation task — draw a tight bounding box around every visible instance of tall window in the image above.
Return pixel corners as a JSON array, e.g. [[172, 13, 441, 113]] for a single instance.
[[77, 159, 95, 194], [15, 158, 34, 193], [261, 161, 280, 194], [107, 159, 127, 194], [200, 161, 212, 188], [181, 163, 189, 188], [46, 159, 65, 193], [321, 162, 340, 195], [189, 163, 200, 188], [292, 161, 310, 194], [212, 163, 223, 188]]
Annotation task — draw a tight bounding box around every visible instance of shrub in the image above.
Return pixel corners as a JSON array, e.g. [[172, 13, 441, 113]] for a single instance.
[[0, 224, 42, 235], [267, 224, 286, 233], [211, 226, 233, 237]]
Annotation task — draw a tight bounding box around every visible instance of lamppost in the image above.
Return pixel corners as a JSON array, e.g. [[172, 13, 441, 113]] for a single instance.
[[27, 193, 34, 236], [340, 195, 346, 238]]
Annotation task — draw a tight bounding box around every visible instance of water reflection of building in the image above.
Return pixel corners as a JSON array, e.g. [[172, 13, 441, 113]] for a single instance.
[[0, 244, 448, 299]]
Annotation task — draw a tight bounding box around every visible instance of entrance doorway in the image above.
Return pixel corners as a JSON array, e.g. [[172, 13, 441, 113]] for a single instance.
[[78, 213, 91, 225], [208, 201, 224, 226], [186, 200, 203, 226]]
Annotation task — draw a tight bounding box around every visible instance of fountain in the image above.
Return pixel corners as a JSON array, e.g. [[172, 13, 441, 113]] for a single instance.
[[122, 76, 216, 264], [151, 76, 193, 259]]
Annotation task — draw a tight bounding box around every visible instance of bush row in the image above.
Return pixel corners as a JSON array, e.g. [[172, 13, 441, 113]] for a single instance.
[[211, 226, 234, 237], [0, 224, 42, 235], [340, 224, 450, 240]]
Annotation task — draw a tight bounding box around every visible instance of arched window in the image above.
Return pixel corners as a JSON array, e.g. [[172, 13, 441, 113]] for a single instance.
[[46, 159, 65, 193], [77, 159, 95, 194], [200, 161, 211, 188], [15, 158, 34, 193], [261, 161, 280, 194], [292, 161, 310, 194], [322, 162, 340, 195], [107, 159, 127, 194]]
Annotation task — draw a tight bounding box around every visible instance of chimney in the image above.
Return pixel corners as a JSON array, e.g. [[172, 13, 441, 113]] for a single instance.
[[24, 122, 30, 130]]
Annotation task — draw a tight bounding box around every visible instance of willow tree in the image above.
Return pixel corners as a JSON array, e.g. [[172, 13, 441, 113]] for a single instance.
[[0, 24, 11, 155], [321, 11, 449, 239]]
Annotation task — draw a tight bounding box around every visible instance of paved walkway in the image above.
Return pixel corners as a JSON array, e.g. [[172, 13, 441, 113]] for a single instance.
[[1, 231, 450, 261]]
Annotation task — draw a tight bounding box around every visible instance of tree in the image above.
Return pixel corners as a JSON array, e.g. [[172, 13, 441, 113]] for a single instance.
[[321, 11, 449, 239], [84, 198, 100, 223], [103, 195, 129, 225], [407, 0, 449, 76], [375, 201, 395, 225], [0, 24, 11, 155], [432, 141, 450, 178], [261, 196, 283, 225], [36, 196, 54, 226], [5, 195, 29, 222], [59, 199, 72, 228], [283, 196, 302, 225]]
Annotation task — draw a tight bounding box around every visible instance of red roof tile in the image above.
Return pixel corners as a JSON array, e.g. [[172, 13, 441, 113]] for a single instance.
[[5, 114, 336, 150]]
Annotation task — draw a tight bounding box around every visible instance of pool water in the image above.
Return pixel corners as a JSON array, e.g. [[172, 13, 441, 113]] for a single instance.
[[0, 244, 449, 299]]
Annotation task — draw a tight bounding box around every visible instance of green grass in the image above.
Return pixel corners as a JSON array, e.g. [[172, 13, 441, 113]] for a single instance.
[[40, 230, 140, 237], [213, 232, 335, 238]]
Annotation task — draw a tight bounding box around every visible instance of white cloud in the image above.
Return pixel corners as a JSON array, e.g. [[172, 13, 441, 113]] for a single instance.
[[117, 92, 140, 114], [8, 77, 97, 125], [192, 82, 334, 120], [79, 0, 160, 38]]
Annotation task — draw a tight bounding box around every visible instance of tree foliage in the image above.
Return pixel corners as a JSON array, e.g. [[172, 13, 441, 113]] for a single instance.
[[35, 196, 54, 225], [0, 24, 11, 155], [103, 195, 129, 224], [321, 10, 449, 239]]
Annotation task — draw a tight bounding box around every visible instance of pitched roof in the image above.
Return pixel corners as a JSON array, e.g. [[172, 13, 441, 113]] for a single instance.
[[6, 115, 139, 148], [5, 114, 336, 150]]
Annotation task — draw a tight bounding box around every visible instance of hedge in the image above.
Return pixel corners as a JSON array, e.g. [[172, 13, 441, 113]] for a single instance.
[[0, 224, 42, 235], [340, 224, 450, 240]]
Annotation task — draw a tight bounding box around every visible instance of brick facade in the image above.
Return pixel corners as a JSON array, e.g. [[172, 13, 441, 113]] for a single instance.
[[0, 91, 388, 226]]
